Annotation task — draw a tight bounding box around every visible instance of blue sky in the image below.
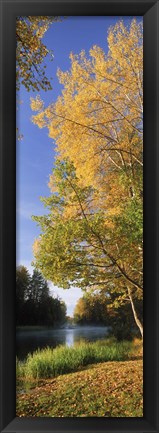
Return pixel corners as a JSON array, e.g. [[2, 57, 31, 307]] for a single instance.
[[16, 16, 142, 316]]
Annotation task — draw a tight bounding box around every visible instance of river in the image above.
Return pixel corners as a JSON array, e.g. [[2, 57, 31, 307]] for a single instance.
[[16, 325, 110, 360]]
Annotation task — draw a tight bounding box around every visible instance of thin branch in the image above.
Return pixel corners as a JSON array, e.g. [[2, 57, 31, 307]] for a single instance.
[[50, 109, 117, 143], [66, 176, 143, 292]]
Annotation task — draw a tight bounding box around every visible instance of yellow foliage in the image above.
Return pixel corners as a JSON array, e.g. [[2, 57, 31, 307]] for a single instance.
[[31, 18, 142, 195], [32, 238, 41, 256], [30, 95, 44, 112], [31, 19, 143, 304]]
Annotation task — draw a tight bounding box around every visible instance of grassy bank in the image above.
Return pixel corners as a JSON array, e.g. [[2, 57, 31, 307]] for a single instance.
[[17, 358, 143, 417], [16, 338, 135, 380]]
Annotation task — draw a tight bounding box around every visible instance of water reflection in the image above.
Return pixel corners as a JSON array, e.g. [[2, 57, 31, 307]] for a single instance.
[[65, 329, 75, 347], [16, 326, 110, 360]]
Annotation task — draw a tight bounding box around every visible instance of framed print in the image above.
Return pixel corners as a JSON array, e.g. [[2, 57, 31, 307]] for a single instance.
[[0, 0, 159, 432]]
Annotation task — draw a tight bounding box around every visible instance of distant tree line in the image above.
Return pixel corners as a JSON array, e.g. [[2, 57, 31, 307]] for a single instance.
[[74, 291, 142, 341], [74, 292, 108, 326], [16, 266, 66, 327]]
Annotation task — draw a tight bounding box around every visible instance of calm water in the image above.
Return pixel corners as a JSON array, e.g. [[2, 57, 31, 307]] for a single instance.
[[16, 326, 110, 360]]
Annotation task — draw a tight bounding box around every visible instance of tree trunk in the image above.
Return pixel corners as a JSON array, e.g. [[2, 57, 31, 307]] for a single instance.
[[128, 288, 143, 339]]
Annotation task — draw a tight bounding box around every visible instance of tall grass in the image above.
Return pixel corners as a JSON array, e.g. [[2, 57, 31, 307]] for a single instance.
[[16, 339, 132, 380]]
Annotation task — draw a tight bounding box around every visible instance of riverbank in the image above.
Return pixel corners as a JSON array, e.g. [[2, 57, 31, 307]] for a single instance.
[[16, 338, 142, 416], [16, 338, 136, 380], [16, 325, 110, 360], [16, 358, 143, 417]]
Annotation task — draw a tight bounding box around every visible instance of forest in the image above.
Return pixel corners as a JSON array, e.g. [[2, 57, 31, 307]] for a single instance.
[[16, 266, 66, 326]]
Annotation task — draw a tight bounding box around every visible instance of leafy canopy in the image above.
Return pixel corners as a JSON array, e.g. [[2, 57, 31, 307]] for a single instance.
[[31, 20, 143, 323], [16, 16, 60, 92]]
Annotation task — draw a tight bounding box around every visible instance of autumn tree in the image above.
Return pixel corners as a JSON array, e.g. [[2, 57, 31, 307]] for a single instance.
[[74, 291, 109, 325], [16, 16, 60, 92], [31, 19, 143, 338], [106, 290, 143, 340]]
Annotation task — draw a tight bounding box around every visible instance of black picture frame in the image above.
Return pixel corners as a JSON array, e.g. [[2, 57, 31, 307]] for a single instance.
[[0, 0, 159, 432]]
